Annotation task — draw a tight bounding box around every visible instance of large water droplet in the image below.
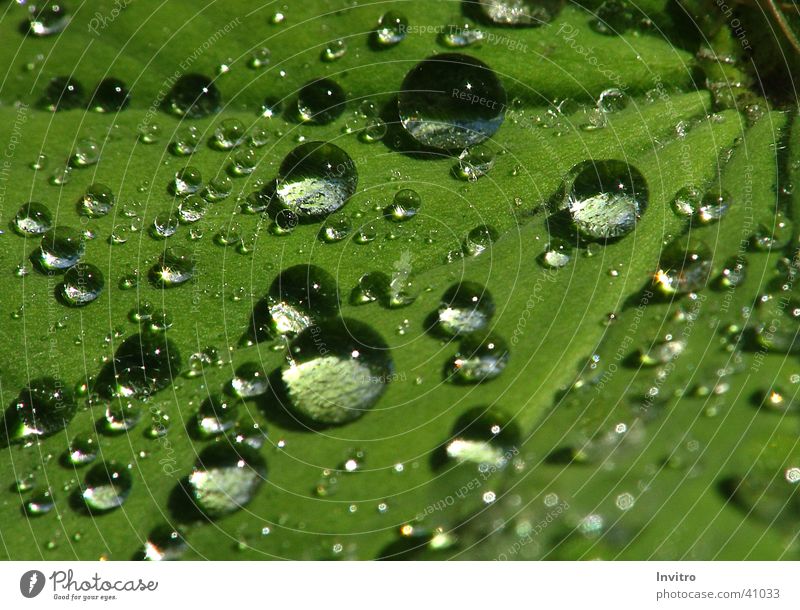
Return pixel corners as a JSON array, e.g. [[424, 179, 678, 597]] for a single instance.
[[90, 78, 131, 112], [442, 406, 520, 468], [61, 262, 104, 306], [41, 76, 84, 111], [275, 142, 358, 220], [477, 0, 563, 26], [96, 332, 182, 399], [437, 281, 495, 336], [80, 182, 115, 217], [654, 239, 712, 295], [2, 378, 76, 444], [297, 78, 346, 124], [165, 74, 221, 118], [448, 333, 510, 383], [562, 160, 648, 240], [186, 443, 266, 518], [374, 10, 408, 47], [14, 201, 53, 235], [280, 318, 394, 425], [38, 226, 84, 270], [81, 461, 132, 512], [194, 394, 239, 438], [398, 53, 506, 150]]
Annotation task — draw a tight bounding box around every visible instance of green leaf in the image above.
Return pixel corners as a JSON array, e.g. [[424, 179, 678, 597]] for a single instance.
[[0, 0, 795, 560]]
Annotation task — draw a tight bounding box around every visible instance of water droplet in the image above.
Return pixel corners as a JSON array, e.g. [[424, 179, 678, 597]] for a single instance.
[[102, 401, 142, 434], [318, 215, 352, 242], [698, 187, 732, 224], [562, 160, 648, 240], [177, 195, 208, 224], [24, 488, 56, 516], [359, 118, 388, 143], [455, 145, 496, 181], [443, 406, 520, 468], [38, 226, 84, 270], [275, 141, 358, 220], [540, 239, 572, 268], [61, 262, 104, 306], [374, 11, 408, 47], [247, 47, 272, 69], [143, 526, 188, 561], [41, 75, 84, 111], [654, 239, 712, 295], [14, 201, 53, 235], [165, 74, 221, 118], [751, 213, 791, 250], [463, 224, 499, 256], [718, 257, 746, 288], [81, 462, 132, 512], [385, 189, 420, 221], [151, 246, 195, 286], [322, 39, 347, 62], [597, 88, 628, 113], [173, 166, 202, 195], [28, 2, 70, 36], [264, 264, 340, 336], [1, 378, 76, 443], [449, 333, 510, 383], [138, 123, 161, 144], [639, 337, 686, 365], [203, 175, 233, 201], [354, 222, 378, 244], [170, 125, 201, 156], [440, 22, 486, 47], [231, 362, 268, 398], [297, 78, 346, 124], [80, 182, 115, 217], [437, 281, 495, 335], [90, 77, 130, 112], [152, 213, 179, 239], [399, 53, 506, 150], [194, 394, 238, 438], [478, 0, 563, 26], [96, 332, 181, 399], [212, 118, 246, 150], [671, 185, 702, 217], [187, 444, 266, 518], [280, 318, 394, 425], [231, 147, 258, 176], [67, 436, 98, 466], [67, 138, 98, 168], [30, 153, 48, 171]]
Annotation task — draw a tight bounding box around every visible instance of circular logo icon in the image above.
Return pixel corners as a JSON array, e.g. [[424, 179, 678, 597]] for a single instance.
[[20, 570, 46, 598]]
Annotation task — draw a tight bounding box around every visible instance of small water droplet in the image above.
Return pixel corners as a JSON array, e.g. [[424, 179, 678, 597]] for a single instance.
[[81, 461, 132, 512]]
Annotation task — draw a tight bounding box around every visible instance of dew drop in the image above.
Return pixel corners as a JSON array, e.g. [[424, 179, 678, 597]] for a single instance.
[[67, 436, 98, 466], [231, 362, 268, 398], [80, 182, 115, 217], [264, 264, 340, 336], [212, 118, 246, 150], [41, 76, 84, 111], [449, 332, 510, 383], [297, 78, 346, 124], [61, 262, 104, 306], [563, 160, 648, 240], [143, 526, 188, 561], [27, 2, 71, 36], [385, 189, 420, 222], [443, 406, 520, 468], [81, 462, 132, 512], [151, 246, 195, 287], [280, 318, 394, 425], [96, 332, 181, 399], [173, 166, 203, 195], [90, 78, 131, 112], [165, 74, 221, 118], [653, 239, 712, 295], [455, 145, 496, 181], [1, 379, 76, 443], [102, 401, 142, 434], [322, 39, 347, 62], [14, 202, 53, 235], [477, 0, 563, 26], [194, 394, 238, 438], [374, 11, 408, 47], [275, 141, 358, 220], [398, 53, 506, 150], [698, 187, 732, 224], [24, 488, 55, 516], [177, 195, 208, 224], [38, 226, 84, 270], [187, 443, 266, 518], [318, 215, 352, 242], [437, 281, 495, 335]]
